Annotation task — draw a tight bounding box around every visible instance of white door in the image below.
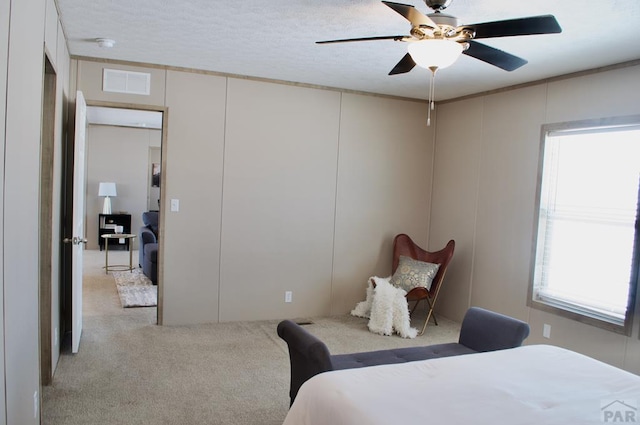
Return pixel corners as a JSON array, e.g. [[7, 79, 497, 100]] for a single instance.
[[70, 91, 87, 353]]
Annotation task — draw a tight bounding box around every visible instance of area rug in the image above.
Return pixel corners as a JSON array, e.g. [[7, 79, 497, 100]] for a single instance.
[[112, 269, 157, 308]]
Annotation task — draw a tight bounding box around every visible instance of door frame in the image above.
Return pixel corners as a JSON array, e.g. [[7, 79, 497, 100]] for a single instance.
[[81, 100, 167, 324], [39, 54, 57, 384]]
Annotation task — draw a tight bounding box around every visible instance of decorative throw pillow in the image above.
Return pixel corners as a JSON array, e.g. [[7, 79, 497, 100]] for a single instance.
[[390, 256, 440, 292]]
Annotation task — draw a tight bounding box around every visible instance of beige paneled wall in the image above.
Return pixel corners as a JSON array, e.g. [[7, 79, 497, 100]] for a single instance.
[[470, 86, 547, 322], [331, 94, 433, 315], [77, 61, 166, 106], [4, 0, 47, 423], [625, 290, 640, 374], [429, 98, 484, 322], [540, 66, 640, 374], [431, 64, 640, 372], [75, 59, 433, 326], [44, 0, 57, 60], [220, 79, 341, 321], [528, 308, 627, 367], [162, 70, 227, 325]]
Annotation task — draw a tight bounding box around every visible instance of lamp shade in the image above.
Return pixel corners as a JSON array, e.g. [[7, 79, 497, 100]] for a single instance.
[[408, 39, 463, 70], [98, 182, 117, 197]]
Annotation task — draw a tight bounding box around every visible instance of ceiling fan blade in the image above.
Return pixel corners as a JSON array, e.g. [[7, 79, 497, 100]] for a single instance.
[[382, 1, 438, 29], [463, 40, 527, 71], [389, 53, 416, 75], [316, 35, 407, 44], [470, 15, 562, 39]]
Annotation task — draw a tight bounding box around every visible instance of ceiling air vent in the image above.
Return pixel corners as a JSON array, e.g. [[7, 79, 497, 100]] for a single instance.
[[102, 68, 151, 96]]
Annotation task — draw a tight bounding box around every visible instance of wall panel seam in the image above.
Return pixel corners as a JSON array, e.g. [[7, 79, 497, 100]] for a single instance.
[[217, 76, 229, 323], [329, 92, 342, 316], [0, 0, 10, 421], [467, 98, 484, 309], [426, 109, 437, 247]]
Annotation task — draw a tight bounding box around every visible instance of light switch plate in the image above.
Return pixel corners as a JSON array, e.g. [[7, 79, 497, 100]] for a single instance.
[[171, 199, 179, 212]]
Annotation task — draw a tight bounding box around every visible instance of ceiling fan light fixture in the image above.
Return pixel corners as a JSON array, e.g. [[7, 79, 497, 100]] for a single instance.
[[407, 39, 462, 70]]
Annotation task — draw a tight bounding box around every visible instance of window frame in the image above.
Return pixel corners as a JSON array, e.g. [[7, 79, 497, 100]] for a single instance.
[[528, 115, 640, 336]]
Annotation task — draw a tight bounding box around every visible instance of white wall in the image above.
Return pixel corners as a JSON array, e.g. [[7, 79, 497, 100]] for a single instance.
[[430, 64, 640, 374], [86, 125, 162, 250]]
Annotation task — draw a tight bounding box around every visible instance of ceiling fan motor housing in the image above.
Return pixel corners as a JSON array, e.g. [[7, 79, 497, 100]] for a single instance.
[[424, 0, 453, 12], [428, 13, 460, 30], [412, 13, 467, 40]]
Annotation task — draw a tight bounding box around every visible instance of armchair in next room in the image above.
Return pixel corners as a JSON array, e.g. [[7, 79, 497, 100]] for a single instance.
[[139, 211, 159, 284]]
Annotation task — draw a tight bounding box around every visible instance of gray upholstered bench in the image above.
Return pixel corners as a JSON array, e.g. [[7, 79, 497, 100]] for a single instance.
[[277, 307, 530, 405]]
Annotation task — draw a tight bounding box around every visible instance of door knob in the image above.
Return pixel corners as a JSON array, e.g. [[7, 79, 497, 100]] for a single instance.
[[63, 236, 88, 245]]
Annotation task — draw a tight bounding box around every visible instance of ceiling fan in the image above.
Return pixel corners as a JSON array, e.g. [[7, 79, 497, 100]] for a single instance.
[[316, 0, 562, 74], [317, 0, 561, 124]]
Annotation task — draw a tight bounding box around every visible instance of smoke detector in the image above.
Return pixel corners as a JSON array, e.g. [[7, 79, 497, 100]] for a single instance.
[[96, 38, 116, 48]]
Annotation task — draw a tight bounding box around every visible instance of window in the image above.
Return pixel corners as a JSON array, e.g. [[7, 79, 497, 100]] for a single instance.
[[530, 116, 640, 335]]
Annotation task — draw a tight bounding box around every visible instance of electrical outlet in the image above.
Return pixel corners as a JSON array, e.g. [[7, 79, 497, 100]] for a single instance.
[[543, 324, 551, 339], [285, 291, 292, 303]]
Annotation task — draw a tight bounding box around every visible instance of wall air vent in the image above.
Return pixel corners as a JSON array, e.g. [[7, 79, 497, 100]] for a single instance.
[[102, 68, 151, 96]]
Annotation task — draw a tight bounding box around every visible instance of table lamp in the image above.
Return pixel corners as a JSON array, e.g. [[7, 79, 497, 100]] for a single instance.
[[98, 182, 117, 214]]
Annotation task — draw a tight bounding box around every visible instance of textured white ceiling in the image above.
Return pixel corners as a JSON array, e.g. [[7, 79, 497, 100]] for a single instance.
[[57, 0, 640, 101]]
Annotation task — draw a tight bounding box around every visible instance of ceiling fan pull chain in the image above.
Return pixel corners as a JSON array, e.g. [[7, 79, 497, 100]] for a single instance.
[[431, 69, 436, 110], [427, 67, 438, 126]]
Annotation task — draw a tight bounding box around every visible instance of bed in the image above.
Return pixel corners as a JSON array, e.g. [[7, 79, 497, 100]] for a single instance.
[[282, 344, 640, 425]]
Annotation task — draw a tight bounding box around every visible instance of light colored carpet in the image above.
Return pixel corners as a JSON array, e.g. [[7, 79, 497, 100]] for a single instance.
[[42, 249, 461, 425], [113, 269, 157, 307]]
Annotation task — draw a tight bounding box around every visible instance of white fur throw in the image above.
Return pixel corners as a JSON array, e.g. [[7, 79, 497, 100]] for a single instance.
[[351, 276, 418, 339]]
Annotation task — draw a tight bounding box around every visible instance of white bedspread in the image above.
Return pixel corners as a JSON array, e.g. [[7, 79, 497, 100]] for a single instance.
[[282, 345, 640, 425]]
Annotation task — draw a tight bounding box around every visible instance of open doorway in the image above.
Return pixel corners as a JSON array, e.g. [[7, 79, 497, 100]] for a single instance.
[[83, 104, 165, 324]]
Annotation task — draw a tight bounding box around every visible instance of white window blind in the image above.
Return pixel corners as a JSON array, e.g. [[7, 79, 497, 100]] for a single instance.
[[532, 124, 640, 326]]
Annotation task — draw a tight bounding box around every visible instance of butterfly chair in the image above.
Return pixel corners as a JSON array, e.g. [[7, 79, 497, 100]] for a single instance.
[[392, 234, 455, 335]]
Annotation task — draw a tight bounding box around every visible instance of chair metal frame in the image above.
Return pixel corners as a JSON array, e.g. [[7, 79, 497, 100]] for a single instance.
[[392, 234, 455, 335]]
